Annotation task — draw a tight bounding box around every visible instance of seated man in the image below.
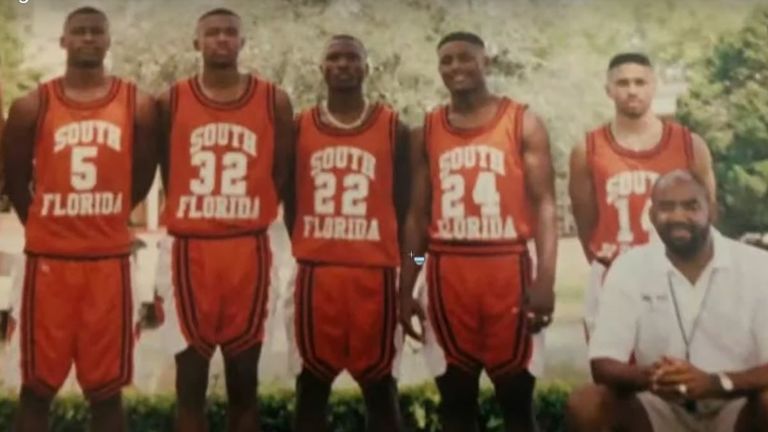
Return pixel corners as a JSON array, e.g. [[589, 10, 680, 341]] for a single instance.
[[566, 169, 768, 431]]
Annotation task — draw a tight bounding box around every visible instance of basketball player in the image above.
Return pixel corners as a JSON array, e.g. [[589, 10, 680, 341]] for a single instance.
[[285, 35, 408, 432], [1, 7, 158, 431], [157, 8, 294, 432], [569, 53, 716, 339], [398, 32, 558, 432]]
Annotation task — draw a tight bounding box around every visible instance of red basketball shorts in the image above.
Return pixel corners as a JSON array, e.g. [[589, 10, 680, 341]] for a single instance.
[[426, 251, 533, 379], [172, 234, 271, 359], [294, 263, 398, 384], [20, 255, 133, 401]]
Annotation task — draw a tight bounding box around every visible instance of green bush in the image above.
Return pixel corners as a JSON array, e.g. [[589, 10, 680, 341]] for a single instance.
[[0, 383, 569, 431]]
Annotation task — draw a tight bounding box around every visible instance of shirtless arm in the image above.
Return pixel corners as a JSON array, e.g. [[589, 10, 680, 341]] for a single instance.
[[397, 126, 429, 341], [131, 90, 159, 207], [155, 89, 172, 190], [392, 120, 411, 249], [2, 90, 39, 224], [521, 109, 558, 333], [568, 139, 598, 262], [271, 87, 296, 233]]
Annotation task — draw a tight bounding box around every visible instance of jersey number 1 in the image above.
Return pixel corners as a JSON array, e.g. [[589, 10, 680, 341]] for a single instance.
[[614, 197, 652, 244]]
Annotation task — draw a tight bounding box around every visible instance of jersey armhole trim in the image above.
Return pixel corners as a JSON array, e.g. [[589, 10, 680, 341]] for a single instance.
[[389, 112, 398, 159], [266, 81, 276, 126], [169, 83, 179, 122], [514, 103, 527, 155], [683, 127, 694, 168]]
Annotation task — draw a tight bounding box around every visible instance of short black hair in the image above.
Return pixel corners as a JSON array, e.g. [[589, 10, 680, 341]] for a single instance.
[[65, 6, 107, 25], [608, 52, 652, 71], [330, 34, 362, 44], [327, 34, 366, 53], [437, 32, 485, 50], [198, 8, 240, 22]]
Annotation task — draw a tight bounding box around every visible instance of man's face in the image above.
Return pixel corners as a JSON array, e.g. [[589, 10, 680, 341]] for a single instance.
[[60, 13, 110, 68], [651, 180, 711, 258], [195, 15, 243, 68], [321, 39, 367, 91], [437, 41, 487, 94], [606, 63, 656, 119]]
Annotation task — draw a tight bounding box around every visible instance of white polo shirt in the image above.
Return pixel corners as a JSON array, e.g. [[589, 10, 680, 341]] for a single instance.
[[589, 228, 768, 372]]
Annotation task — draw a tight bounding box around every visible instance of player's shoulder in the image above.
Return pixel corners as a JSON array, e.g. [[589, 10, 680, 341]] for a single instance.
[[662, 118, 688, 131], [373, 100, 397, 115], [7, 85, 44, 120], [295, 104, 318, 124]]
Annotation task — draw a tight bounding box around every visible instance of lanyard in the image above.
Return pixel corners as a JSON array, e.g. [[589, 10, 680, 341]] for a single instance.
[[666, 269, 716, 361]]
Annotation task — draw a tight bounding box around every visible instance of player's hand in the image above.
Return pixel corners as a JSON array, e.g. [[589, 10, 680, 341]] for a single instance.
[[398, 295, 426, 343], [138, 293, 165, 330], [523, 278, 555, 334], [651, 356, 718, 400], [0, 310, 16, 343]]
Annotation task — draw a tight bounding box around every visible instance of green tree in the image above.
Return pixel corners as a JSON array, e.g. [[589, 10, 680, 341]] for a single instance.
[[677, 5, 768, 236], [0, 3, 40, 110]]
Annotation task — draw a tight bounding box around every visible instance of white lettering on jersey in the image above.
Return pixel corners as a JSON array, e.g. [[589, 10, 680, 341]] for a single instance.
[[40, 192, 123, 216], [438, 144, 505, 181], [435, 216, 517, 240], [435, 144, 517, 241], [301, 215, 381, 241], [605, 170, 660, 204], [178, 123, 260, 220], [596, 169, 659, 258], [176, 195, 260, 220], [53, 121, 122, 153], [189, 123, 258, 157], [309, 145, 376, 180]]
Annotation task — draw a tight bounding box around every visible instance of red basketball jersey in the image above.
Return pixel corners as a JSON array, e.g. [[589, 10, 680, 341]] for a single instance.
[[291, 104, 400, 267], [588, 121, 693, 263], [25, 77, 135, 257], [425, 98, 533, 254], [164, 75, 278, 236]]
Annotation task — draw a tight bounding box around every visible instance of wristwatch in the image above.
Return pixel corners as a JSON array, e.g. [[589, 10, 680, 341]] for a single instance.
[[716, 372, 734, 393]]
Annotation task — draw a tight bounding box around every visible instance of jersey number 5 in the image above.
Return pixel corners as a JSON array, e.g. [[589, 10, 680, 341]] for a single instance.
[[71, 147, 97, 190], [190, 151, 248, 196]]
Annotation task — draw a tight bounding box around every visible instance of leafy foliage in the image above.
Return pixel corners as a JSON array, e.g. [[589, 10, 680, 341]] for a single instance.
[[678, 5, 768, 235], [0, 383, 570, 431], [0, 2, 41, 109]]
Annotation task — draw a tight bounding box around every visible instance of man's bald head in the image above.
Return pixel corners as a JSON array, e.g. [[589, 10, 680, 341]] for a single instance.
[[651, 170, 708, 204]]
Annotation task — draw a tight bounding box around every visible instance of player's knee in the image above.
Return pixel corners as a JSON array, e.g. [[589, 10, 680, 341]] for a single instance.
[[175, 348, 210, 406], [565, 384, 614, 429]]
